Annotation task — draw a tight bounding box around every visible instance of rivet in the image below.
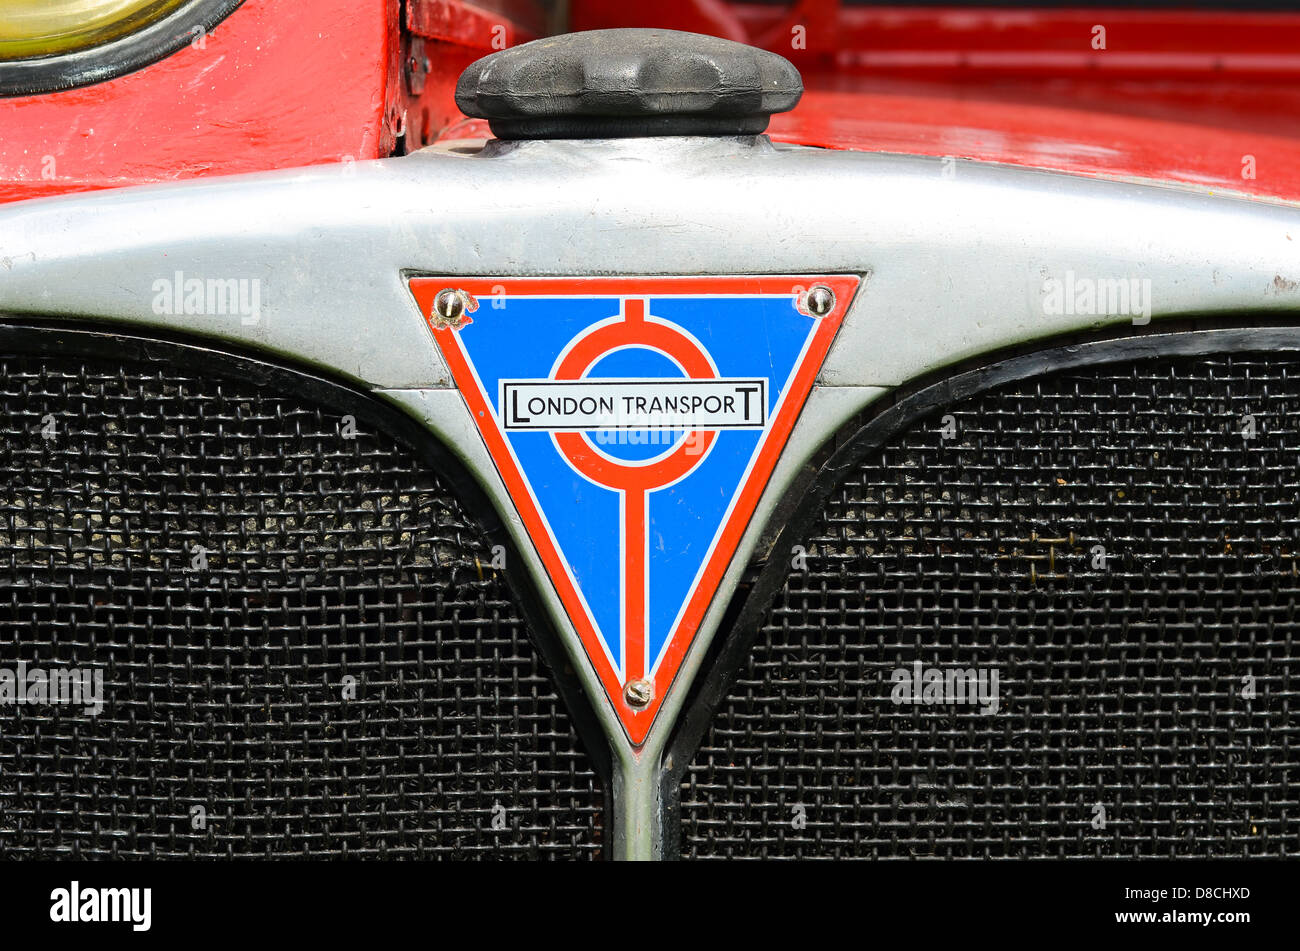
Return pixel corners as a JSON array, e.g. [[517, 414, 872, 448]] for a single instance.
[[432, 288, 467, 326], [624, 678, 654, 708], [805, 284, 835, 317]]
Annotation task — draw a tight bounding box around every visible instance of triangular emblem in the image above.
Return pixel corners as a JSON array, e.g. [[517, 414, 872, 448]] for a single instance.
[[409, 276, 858, 744]]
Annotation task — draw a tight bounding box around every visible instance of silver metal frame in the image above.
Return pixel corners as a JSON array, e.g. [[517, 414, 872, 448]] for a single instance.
[[3, 133, 1299, 858]]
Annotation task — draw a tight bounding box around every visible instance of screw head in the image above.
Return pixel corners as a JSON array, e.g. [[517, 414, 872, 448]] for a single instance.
[[805, 285, 835, 317], [433, 288, 466, 325], [624, 678, 654, 708]]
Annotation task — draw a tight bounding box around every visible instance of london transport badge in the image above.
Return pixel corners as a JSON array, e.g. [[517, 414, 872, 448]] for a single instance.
[[410, 275, 859, 744]]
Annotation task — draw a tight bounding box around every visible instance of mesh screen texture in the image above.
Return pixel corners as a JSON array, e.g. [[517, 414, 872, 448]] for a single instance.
[[682, 350, 1298, 859], [0, 348, 603, 859]]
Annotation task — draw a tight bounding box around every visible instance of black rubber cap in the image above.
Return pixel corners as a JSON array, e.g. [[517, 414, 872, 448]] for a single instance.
[[455, 29, 803, 140]]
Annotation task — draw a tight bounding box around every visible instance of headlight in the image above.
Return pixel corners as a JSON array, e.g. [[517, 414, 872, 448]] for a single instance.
[[0, 0, 191, 61], [0, 0, 241, 96]]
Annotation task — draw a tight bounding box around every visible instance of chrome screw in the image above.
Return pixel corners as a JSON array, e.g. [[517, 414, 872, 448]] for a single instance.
[[805, 285, 835, 317], [432, 288, 467, 326], [624, 678, 654, 708]]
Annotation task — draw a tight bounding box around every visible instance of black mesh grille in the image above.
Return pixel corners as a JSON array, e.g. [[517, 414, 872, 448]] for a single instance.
[[0, 342, 604, 859], [682, 348, 1299, 859]]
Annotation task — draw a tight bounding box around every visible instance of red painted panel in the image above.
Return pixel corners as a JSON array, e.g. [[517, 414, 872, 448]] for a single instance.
[[6, 3, 1300, 206], [569, 3, 1300, 203], [734, 4, 1300, 74], [570, 0, 749, 42], [0, 1, 396, 204], [768, 88, 1300, 204], [0, 0, 536, 205]]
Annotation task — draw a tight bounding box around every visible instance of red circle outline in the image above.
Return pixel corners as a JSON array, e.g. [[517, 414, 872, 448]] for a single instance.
[[552, 312, 717, 491]]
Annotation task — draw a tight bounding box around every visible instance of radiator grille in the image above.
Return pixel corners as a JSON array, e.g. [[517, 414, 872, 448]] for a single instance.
[[681, 348, 1299, 858], [0, 343, 604, 859]]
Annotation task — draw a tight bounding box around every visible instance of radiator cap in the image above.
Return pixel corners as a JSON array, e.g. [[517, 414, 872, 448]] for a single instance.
[[455, 28, 802, 140]]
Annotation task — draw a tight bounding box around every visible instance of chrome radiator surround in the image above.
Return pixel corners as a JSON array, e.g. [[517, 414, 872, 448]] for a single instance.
[[3, 136, 1300, 858]]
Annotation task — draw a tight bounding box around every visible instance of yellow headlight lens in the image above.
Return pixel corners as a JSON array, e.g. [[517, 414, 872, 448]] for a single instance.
[[0, 0, 193, 61]]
